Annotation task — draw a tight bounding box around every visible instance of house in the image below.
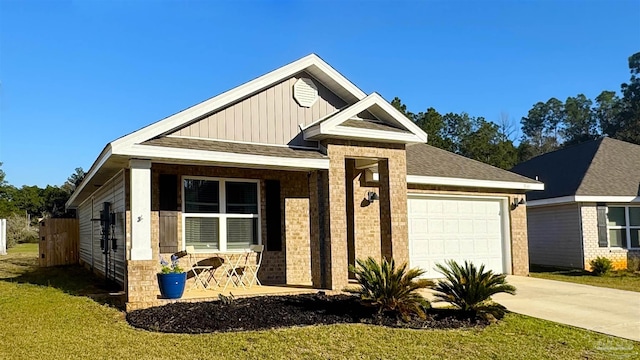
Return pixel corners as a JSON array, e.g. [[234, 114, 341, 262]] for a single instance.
[[511, 137, 640, 270], [65, 54, 543, 310]]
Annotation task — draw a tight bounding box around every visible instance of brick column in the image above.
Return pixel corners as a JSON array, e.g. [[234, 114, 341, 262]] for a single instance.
[[509, 195, 529, 276]]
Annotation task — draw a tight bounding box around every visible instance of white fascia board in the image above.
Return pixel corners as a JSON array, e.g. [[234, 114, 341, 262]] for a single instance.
[[367, 93, 429, 143], [574, 196, 640, 203], [324, 126, 426, 143], [320, 92, 427, 143], [527, 195, 640, 207], [320, 94, 380, 129], [526, 196, 575, 207], [405, 175, 545, 191], [111, 54, 366, 150], [119, 144, 330, 170], [312, 93, 428, 143], [65, 145, 113, 208]]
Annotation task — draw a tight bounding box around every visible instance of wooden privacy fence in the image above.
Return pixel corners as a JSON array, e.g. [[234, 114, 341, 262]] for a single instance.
[[39, 218, 79, 267]]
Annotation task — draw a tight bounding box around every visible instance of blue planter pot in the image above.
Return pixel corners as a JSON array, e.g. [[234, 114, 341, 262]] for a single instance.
[[157, 272, 187, 299]]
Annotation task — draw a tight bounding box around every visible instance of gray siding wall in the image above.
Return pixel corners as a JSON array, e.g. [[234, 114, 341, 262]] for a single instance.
[[171, 72, 347, 146], [78, 199, 93, 267], [77, 171, 126, 285], [527, 204, 583, 268]]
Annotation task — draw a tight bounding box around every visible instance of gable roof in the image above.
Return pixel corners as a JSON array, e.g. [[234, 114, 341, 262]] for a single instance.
[[406, 143, 543, 191], [511, 137, 640, 202], [68, 54, 430, 208], [110, 54, 367, 152], [303, 93, 429, 143]]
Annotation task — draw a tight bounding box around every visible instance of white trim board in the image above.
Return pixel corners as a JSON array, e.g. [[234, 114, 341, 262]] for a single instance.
[[370, 173, 544, 191], [303, 93, 428, 143], [123, 144, 329, 170], [65, 146, 112, 208], [527, 195, 640, 207]]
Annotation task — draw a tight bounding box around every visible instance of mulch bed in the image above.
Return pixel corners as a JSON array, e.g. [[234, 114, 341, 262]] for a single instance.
[[126, 292, 489, 333]]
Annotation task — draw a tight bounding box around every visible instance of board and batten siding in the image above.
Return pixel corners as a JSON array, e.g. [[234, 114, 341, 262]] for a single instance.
[[527, 204, 583, 268], [170, 72, 347, 147], [77, 171, 127, 285]]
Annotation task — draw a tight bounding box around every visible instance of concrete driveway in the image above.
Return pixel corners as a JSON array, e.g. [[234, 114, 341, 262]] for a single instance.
[[490, 276, 640, 342]]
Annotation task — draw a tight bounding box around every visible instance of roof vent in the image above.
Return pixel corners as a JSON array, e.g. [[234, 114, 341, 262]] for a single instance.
[[293, 78, 318, 107]]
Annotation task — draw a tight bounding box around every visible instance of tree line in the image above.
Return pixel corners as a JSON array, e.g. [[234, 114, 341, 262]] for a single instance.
[[0, 164, 85, 220], [393, 51, 640, 168], [0, 164, 85, 247]]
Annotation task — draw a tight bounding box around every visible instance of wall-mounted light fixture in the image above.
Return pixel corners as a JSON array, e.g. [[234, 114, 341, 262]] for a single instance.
[[511, 197, 526, 210], [367, 191, 380, 203]]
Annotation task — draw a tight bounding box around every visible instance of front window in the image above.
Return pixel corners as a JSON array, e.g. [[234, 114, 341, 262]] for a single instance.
[[607, 206, 640, 249], [183, 178, 260, 251]]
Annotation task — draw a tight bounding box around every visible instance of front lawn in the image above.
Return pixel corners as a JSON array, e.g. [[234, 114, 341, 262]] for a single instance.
[[530, 265, 640, 292], [1, 244, 638, 360]]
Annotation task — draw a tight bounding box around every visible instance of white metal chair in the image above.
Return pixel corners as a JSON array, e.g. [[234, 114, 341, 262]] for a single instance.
[[185, 246, 214, 290], [243, 245, 264, 287]]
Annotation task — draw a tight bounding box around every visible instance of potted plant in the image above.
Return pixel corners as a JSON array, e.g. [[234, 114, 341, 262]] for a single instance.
[[157, 254, 186, 299]]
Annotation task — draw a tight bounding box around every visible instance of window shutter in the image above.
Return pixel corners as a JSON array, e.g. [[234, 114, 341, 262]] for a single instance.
[[159, 174, 178, 211], [265, 180, 282, 251], [596, 205, 608, 247]]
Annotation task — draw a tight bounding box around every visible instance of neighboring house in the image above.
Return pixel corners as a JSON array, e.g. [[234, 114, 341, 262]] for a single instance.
[[66, 54, 543, 310], [512, 137, 640, 270]]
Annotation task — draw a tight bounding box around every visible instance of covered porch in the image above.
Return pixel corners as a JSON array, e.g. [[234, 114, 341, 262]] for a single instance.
[[124, 146, 329, 310]]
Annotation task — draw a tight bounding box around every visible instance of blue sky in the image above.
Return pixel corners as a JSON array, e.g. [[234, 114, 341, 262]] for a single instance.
[[1, 0, 638, 187]]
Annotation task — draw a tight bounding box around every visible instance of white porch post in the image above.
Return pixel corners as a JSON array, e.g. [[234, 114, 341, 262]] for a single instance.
[[129, 159, 152, 260]]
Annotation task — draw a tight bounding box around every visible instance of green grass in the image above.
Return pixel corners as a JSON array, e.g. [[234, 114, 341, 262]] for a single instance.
[[530, 264, 640, 292], [1, 245, 638, 360]]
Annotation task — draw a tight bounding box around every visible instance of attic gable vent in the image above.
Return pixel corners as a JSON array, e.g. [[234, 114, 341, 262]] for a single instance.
[[293, 77, 318, 107]]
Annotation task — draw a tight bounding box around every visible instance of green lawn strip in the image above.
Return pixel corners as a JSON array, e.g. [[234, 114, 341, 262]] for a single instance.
[[6, 242, 38, 255], [530, 265, 640, 292], [1, 248, 638, 359]]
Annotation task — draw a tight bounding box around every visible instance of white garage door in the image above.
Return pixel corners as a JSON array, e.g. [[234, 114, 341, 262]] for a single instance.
[[408, 195, 507, 278]]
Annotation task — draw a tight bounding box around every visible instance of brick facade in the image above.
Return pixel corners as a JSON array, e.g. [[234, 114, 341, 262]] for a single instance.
[[580, 204, 640, 271], [125, 164, 315, 308], [319, 140, 408, 290], [123, 149, 533, 309]]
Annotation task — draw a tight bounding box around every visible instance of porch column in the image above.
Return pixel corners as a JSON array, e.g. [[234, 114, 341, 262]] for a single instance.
[[129, 159, 153, 260]]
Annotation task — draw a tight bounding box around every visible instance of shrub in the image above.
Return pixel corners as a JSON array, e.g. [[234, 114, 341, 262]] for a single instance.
[[590, 257, 613, 276], [5, 213, 39, 248], [433, 260, 516, 319], [347, 257, 433, 320], [628, 257, 640, 272]]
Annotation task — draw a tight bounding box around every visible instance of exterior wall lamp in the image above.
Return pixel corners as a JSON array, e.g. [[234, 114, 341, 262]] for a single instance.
[[511, 197, 526, 210]]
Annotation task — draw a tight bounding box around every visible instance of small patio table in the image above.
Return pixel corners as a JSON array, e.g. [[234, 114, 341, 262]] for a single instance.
[[215, 251, 253, 292]]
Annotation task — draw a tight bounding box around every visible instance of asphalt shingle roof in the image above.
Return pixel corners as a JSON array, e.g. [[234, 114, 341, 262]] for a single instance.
[[406, 143, 540, 184], [143, 137, 327, 159], [511, 137, 640, 200]]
